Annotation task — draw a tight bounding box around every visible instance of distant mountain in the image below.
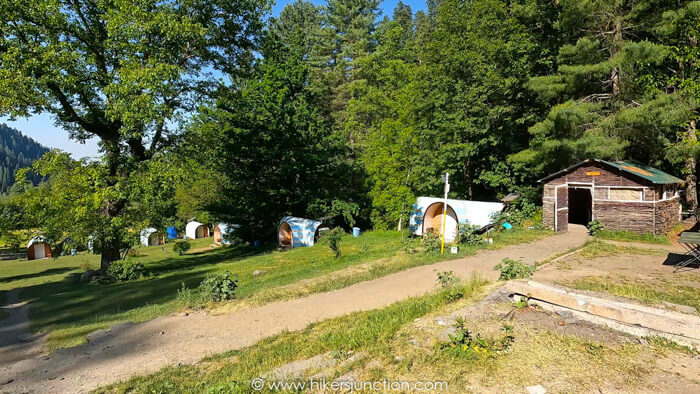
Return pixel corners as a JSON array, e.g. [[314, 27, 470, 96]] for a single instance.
[[0, 123, 50, 193]]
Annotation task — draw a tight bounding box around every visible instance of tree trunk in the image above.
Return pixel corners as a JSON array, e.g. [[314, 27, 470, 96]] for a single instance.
[[685, 120, 698, 216], [99, 140, 125, 273]]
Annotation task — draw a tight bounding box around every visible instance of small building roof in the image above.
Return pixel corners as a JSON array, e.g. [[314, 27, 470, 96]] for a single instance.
[[538, 159, 683, 185], [27, 236, 51, 248]]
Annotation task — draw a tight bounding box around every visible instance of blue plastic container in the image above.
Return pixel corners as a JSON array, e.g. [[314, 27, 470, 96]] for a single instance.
[[352, 227, 360, 237], [503, 222, 513, 230]]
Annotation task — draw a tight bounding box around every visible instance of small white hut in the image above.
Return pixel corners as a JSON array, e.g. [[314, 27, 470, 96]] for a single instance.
[[409, 197, 505, 242], [185, 221, 210, 239], [27, 236, 52, 260], [140, 228, 164, 247]]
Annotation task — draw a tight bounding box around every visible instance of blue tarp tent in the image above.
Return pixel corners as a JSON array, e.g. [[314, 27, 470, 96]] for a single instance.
[[167, 226, 178, 239], [278, 216, 329, 248]]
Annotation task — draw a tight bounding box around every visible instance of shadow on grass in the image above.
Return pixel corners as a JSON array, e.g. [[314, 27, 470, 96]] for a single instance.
[[0, 267, 75, 284], [662, 252, 699, 271]]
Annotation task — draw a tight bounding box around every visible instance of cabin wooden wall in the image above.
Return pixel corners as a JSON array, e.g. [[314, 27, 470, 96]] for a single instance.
[[542, 163, 681, 235]]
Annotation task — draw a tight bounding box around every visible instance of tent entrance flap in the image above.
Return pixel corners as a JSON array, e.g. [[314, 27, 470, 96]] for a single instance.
[[279, 222, 293, 247], [422, 202, 458, 242]]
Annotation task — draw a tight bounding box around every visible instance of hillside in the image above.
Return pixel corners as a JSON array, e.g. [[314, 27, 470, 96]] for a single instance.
[[0, 123, 49, 193]]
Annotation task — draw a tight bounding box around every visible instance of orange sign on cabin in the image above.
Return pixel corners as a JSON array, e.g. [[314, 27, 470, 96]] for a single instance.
[[586, 171, 601, 176]]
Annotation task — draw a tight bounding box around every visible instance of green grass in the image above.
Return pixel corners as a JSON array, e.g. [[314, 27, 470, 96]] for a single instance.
[[566, 276, 699, 313], [0, 228, 551, 351], [576, 240, 668, 259], [96, 276, 491, 393], [594, 230, 671, 245]]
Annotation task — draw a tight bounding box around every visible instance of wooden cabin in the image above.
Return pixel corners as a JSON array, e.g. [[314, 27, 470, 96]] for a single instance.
[[27, 237, 52, 260], [539, 159, 683, 235]]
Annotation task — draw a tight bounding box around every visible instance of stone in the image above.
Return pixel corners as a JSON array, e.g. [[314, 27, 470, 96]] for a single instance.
[[80, 269, 99, 282], [526, 385, 547, 394], [253, 270, 266, 276], [661, 301, 697, 315]]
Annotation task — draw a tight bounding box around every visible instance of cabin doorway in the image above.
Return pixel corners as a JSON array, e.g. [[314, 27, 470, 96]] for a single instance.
[[33, 243, 46, 259], [279, 222, 292, 247], [422, 202, 459, 242], [568, 187, 592, 225]]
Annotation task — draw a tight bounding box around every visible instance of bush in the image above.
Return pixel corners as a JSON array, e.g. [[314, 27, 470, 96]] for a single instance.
[[458, 223, 483, 246], [491, 201, 542, 229], [586, 220, 604, 235], [322, 227, 344, 258], [493, 258, 535, 280], [106, 259, 144, 281], [440, 318, 515, 359], [422, 231, 441, 253], [173, 240, 191, 256], [436, 271, 458, 288], [199, 271, 238, 301], [176, 283, 211, 309]]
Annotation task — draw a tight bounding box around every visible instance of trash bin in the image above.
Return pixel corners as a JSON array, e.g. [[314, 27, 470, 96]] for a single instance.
[[352, 227, 360, 237]]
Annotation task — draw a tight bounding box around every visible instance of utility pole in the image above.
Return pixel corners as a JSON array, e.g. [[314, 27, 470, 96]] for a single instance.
[[440, 172, 450, 254]]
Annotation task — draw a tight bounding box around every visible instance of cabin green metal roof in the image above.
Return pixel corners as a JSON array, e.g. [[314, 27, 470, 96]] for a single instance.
[[538, 159, 684, 185], [600, 160, 683, 185]]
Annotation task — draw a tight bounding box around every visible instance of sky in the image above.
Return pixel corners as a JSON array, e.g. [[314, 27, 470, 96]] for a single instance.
[[3, 0, 426, 160]]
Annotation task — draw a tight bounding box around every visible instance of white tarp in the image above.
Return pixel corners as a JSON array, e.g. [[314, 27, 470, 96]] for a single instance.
[[409, 197, 505, 242], [185, 221, 207, 239], [140, 227, 159, 246]]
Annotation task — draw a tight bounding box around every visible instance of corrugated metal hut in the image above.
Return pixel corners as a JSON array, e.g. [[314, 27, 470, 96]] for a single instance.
[[278, 216, 330, 248], [140, 228, 164, 247], [409, 197, 505, 242], [539, 159, 683, 235], [214, 223, 240, 245], [185, 221, 210, 239], [27, 236, 52, 260]]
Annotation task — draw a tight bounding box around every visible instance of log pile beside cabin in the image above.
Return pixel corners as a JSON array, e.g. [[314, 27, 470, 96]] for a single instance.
[[540, 159, 682, 235]]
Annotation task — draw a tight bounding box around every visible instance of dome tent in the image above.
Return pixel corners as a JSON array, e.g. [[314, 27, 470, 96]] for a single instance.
[[408, 197, 505, 243], [140, 228, 164, 247], [27, 236, 52, 260], [185, 221, 210, 239], [278, 216, 330, 249], [214, 223, 239, 245]]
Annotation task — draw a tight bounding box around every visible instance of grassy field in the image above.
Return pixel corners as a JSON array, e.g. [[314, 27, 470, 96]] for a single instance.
[[98, 276, 693, 394], [0, 228, 551, 351], [594, 230, 672, 245]]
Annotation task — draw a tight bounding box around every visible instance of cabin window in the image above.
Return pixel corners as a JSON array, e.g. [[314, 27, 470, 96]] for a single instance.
[[664, 188, 678, 200], [609, 188, 642, 201]]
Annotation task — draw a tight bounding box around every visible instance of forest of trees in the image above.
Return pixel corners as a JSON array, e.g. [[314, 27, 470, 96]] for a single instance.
[[0, 124, 47, 193], [0, 0, 697, 267]]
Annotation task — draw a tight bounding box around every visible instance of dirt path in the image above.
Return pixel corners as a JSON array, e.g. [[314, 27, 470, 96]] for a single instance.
[[0, 289, 43, 376], [0, 226, 589, 393]]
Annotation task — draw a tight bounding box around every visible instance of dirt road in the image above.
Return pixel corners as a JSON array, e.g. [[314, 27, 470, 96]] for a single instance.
[[0, 226, 588, 393]]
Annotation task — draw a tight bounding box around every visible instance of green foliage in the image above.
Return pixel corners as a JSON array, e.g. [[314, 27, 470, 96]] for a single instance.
[[440, 318, 515, 359], [491, 202, 542, 229], [321, 227, 344, 259], [436, 271, 458, 288], [458, 223, 483, 246], [172, 241, 191, 256], [106, 260, 144, 282], [421, 232, 441, 253], [493, 258, 535, 281], [0, 124, 47, 193], [586, 220, 604, 236], [199, 271, 239, 302]]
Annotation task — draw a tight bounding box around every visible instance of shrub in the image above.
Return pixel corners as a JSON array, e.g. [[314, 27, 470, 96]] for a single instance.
[[436, 271, 458, 288], [493, 258, 535, 280], [422, 231, 441, 253], [322, 227, 344, 258], [401, 236, 417, 254], [586, 220, 604, 236], [491, 201, 542, 229], [173, 240, 191, 256], [440, 318, 515, 359], [458, 223, 483, 246], [106, 259, 144, 281], [199, 271, 238, 301], [176, 283, 211, 309]]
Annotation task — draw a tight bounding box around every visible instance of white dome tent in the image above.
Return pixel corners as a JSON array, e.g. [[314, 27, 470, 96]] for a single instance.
[[140, 228, 164, 247], [27, 236, 52, 260], [409, 197, 505, 243], [185, 221, 210, 239]]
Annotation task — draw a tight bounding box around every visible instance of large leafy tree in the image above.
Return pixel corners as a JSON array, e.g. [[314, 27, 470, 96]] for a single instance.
[[513, 0, 699, 208], [0, 0, 267, 270], [191, 29, 353, 240]]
